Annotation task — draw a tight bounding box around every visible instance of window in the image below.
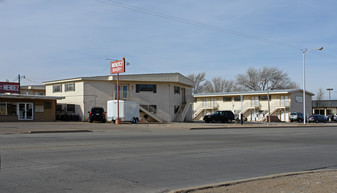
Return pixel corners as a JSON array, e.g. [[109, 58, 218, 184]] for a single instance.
[[0, 102, 6, 115], [223, 97, 232, 102], [53, 84, 62, 93], [7, 103, 17, 115], [136, 84, 156, 93], [115, 85, 128, 99], [174, 86, 180, 94], [65, 83, 75, 92], [234, 96, 241, 101], [0, 102, 18, 115], [260, 95, 271, 101], [40, 92, 44, 95], [123, 85, 128, 98], [67, 104, 75, 113], [295, 96, 303, 103]]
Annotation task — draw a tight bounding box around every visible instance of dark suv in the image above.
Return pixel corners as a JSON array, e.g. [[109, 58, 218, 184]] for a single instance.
[[88, 107, 106, 123], [203, 111, 235, 123], [289, 112, 304, 122]]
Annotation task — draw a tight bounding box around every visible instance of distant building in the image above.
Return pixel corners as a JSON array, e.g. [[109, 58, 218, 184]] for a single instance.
[[312, 100, 337, 116], [43, 73, 193, 122], [193, 89, 314, 122], [20, 85, 45, 96]]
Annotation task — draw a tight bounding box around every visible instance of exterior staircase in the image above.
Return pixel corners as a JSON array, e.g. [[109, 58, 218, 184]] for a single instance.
[[174, 102, 191, 122], [139, 105, 163, 123]]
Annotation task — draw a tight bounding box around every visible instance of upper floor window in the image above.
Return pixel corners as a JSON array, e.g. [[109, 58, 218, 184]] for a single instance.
[[234, 96, 241, 101], [223, 97, 232, 102], [65, 83, 75, 92], [174, 86, 180, 94], [115, 85, 128, 99], [260, 95, 271, 101], [295, 96, 303, 103], [136, 84, 156, 93], [53, 84, 62, 93]]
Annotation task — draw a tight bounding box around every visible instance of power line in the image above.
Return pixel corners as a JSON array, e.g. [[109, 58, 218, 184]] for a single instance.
[[93, 0, 301, 49]]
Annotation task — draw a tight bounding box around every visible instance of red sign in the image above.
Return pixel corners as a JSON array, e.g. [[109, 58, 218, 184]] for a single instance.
[[0, 82, 20, 94], [110, 60, 125, 74]]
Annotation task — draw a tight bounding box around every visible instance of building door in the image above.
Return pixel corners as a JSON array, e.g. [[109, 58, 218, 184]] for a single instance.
[[18, 103, 34, 120]]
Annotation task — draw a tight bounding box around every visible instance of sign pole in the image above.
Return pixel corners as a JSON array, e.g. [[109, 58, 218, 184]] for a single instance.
[[116, 72, 121, 124], [110, 57, 126, 125]]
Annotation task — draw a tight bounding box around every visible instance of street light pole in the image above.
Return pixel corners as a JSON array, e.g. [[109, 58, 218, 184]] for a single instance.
[[301, 47, 323, 124], [327, 88, 333, 100]]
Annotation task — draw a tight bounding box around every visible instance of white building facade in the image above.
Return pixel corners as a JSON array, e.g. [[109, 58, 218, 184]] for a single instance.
[[43, 73, 193, 122], [193, 89, 314, 122]]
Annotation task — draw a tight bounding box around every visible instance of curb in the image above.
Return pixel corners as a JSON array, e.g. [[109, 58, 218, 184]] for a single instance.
[[25, 130, 92, 134], [169, 169, 337, 193], [189, 124, 337, 130]]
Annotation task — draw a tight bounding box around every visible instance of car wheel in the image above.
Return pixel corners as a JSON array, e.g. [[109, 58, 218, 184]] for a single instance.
[[102, 119, 106, 123], [205, 120, 210, 123]]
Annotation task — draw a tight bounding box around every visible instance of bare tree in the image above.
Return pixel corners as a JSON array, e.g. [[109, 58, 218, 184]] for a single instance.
[[203, 77, 236, 93], [236, 67, 298, 91], [316, 88, 325, 100], [187, 72, 206, 94]]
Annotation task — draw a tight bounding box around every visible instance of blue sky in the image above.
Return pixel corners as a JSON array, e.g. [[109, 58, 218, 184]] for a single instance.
[[1, 0, 337, 99]]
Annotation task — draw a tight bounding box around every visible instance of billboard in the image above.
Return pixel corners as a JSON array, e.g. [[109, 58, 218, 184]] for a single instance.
[[0, 82, 20, 94], [110, 60, 125, 74]]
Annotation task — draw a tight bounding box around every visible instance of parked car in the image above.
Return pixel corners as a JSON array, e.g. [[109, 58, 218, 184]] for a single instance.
[[203, 111, 235, 123], [289, 112, 304, 122], [88, 107, 106, 123], [327, 114, 337, 122], [308, 114, 327, 123], [332, 114, 337, 121]]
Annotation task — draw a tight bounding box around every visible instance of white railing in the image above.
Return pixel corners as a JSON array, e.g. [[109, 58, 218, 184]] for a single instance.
[[193, 102, 219, 119]]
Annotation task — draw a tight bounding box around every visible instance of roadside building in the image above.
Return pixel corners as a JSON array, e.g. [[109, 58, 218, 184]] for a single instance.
[[0, 94, 64, 122], [20, 85, 46, 96], [43, 73, 193, 122], [193, 89, 314, 122], [312, 100, 337, 117]]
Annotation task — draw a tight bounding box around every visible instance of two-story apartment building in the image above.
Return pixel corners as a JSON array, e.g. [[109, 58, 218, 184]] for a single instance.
[[43, 73, 193, 122], [193, 89, 314, 122]]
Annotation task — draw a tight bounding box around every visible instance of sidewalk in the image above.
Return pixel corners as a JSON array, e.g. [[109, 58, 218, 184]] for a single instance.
[[1, 121, 337, 134], [172, 169, 337, 193]]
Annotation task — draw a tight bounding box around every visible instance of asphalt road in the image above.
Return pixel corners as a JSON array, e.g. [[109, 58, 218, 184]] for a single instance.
[[1, 126, 337, 193]]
